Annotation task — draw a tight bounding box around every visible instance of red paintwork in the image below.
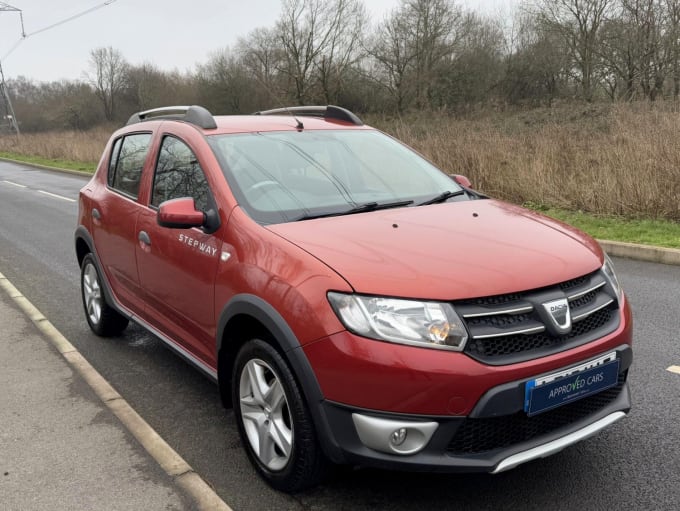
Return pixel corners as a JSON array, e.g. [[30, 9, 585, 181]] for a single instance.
[[453, 174, 472, 188], [304, 298, 633, 416], [77, 112, 633, 419], [212, 115, 373, 134], [158, 198, 205, 227], [214, 207, 350, 348], [268, 200, 604, 300]]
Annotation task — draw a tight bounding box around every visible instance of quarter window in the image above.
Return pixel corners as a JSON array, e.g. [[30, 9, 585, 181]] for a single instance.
[[107, 138, 122, 187], [109, 133, 152, 198], [151, 136, 211, 212]]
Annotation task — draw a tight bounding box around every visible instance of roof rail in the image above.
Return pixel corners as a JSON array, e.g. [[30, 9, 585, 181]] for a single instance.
[[254, 105, 363, 126], [126, 105, 217, 129]]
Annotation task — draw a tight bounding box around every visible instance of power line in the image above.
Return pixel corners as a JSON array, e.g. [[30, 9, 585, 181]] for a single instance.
[[0, 2, 21, 134], [1, 1, 119, 63], [26, 0, 117, 38], [0, 2, 21, 12], [0, 1, 119, 134]]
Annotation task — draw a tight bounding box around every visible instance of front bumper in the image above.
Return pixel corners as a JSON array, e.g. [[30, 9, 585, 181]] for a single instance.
[[315, 345, 632, 472]]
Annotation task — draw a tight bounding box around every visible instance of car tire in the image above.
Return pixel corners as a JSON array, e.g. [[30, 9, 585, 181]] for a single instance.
[[232, 339, 328, 492], [80, 253, 128, 336]]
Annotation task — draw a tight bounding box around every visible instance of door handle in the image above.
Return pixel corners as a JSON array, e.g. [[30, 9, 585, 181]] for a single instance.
[[138, 231, 151, 246]]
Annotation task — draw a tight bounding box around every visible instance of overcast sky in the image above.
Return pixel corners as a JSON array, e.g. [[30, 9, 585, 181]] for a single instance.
[[0, 0, 518, 83]]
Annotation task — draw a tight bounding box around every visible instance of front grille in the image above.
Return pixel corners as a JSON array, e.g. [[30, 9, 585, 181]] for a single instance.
[[457, 270, 620, 365], [447, 373, 626, 455]]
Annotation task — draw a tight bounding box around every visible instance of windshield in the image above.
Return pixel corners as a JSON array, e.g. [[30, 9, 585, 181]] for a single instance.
[[208, 129, 464, 224]]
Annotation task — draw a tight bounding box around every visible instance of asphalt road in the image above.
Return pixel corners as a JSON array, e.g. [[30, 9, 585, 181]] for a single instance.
[[1, 160, 679, 510]]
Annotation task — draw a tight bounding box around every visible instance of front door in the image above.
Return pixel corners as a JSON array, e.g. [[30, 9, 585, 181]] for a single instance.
[[136, 135, 221, 368]]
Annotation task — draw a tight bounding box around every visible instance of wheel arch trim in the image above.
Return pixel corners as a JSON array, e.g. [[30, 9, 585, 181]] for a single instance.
[[216, 295, 320, 397], [74, 226, 130, 321], [217, 294, 345, 462]]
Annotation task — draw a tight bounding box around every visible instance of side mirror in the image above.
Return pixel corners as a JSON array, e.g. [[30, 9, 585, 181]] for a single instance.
[[157, 197, 205, 229], [453, 175, 472, 188]]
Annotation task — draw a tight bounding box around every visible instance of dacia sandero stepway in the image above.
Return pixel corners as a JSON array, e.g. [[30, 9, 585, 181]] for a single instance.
[[75, 105, 632, 492]]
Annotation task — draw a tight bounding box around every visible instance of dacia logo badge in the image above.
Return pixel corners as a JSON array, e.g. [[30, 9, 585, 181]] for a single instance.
[[542, 298, 572, 335]]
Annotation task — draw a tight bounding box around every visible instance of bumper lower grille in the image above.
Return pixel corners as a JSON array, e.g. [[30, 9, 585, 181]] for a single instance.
[[447, 374, 626, 455]]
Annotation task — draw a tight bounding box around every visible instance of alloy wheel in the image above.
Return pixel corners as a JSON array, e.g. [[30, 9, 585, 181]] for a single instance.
[[239, 358, 293, 471], [82, 262, 103, 326]]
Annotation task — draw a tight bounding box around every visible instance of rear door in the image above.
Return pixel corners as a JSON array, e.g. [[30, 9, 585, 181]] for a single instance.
[[136, 134, 221, 368], [93, 132, 153, 313]]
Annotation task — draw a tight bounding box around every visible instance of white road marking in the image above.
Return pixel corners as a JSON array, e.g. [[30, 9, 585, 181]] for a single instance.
[[37, 190, 76, 202], [2, 180, 27, 188], [667, 366, 680, 375]]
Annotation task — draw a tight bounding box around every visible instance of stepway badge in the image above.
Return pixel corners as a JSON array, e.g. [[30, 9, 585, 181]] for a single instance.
[[524, 352, 620, 416]]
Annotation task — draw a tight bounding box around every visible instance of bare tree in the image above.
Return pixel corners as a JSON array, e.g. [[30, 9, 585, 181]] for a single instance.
[[315, 0, 366, 103], [621, 0, 668, 101], [599, 15, 638, 100], [405, 0, 465, 108], [126, 63, 167, 111], [276, 0, 367, 105], [238, 27, 285, 97], [667, 0, 680, 98], [503, 11, 569, 104], [534, 0, 615, 101], [368, 8, 420, 112], [276, 0, 331, 104], [446, 13, 506, 106], [197, 48, 265, 113], [87, 47, 129, 121], [369, 0, 469, 111]]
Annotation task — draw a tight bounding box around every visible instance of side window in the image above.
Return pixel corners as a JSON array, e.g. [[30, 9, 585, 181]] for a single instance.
[[107, 138, 122, 187], [109, 133, 152, 199], [151, 136, 211, 212]]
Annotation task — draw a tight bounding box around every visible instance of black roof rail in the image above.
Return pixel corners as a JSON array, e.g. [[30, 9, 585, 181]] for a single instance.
[[126, 105, 217, 129], [254, 105, 363, 126]]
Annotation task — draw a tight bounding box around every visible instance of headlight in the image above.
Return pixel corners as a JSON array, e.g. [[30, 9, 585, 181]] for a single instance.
[[602, 253, 623, 302], [327, 292, 468, 351]]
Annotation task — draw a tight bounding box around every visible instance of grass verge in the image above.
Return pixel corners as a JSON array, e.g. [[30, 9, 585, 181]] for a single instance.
[[532, 206, 680, 249], [0, 152, 96, 173]]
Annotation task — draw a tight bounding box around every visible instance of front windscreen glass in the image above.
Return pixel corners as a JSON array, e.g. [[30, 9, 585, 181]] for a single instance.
[[209, 129, 464, 224]]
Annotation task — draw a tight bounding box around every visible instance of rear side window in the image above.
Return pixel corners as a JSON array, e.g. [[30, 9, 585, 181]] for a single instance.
[[107, 138, 122, 186], [151, 136, 211, 212], [108, 133, 152, 199]]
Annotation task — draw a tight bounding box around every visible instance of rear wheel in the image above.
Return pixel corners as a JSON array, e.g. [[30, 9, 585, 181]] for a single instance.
[[80, 254, 128, 336], [232, 339, 328, 492]]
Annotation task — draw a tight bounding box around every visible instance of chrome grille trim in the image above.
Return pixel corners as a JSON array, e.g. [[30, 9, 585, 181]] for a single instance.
[[461, 305, 534, 319], [567, 281, 606, 301], [572, 297, 615, 322], [472, 325, 546, 340]]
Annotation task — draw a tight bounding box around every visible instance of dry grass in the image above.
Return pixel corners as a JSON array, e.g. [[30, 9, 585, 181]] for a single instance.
[[372, 102, 680, 221], [0, 126, 112, 165], [2, 104, 680, 220]]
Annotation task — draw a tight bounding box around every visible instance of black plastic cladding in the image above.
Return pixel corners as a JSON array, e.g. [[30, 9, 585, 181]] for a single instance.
[[448, 372, 627, 454]]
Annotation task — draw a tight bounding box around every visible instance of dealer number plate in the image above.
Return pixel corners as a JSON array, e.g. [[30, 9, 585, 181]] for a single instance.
[[524, 352, 620, 417]]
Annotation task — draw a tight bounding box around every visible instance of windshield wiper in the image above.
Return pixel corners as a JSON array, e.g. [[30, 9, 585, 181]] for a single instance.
[[417, 190, 466, 206], [295, 199, 414, 221]]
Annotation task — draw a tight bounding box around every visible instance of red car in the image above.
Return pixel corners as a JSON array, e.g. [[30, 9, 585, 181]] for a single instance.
[[75, 105, 632, 492]]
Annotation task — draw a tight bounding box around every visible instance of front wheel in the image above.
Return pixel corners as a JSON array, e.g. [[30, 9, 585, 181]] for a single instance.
[[80, 254, 128, 337], [232, 339, 328, 492]]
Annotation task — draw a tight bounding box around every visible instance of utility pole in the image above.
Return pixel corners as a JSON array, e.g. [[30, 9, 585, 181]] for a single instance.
[[0, 2, 24, 135]]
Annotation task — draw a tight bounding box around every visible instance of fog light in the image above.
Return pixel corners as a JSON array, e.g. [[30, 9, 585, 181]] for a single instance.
[[352, 413, 439, 455], [390, 428, 408, 447]]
